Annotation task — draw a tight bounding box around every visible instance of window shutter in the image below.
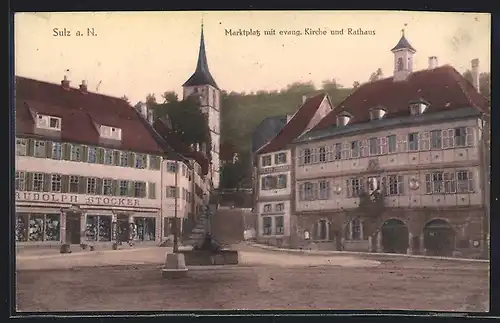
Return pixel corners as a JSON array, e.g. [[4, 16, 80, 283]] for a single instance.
[[97, 148, 104, 164], [43, 173, 51, 192], [397, 175, 404, 195], [468, 171, 475, 192], [26, 138, 34, 156], [113, 180, 120, 196], [96, 178, 103, 195], [63, 143, 71, 160], [25, 172, 33, 191], [298, 184, 304, 200], [45, 141, 53, 158], [78, 176, 87, 194], [466, 127, 474, 146], [397, 135, 407, 153], [425, 174, 432, 194], [61, 175, 69, 193], [128, 152, 135, 167], [113, 150, 120, 166], [312, 182, 318, 200], [128, 181, 134, 197], [82, 145, 89, 162]]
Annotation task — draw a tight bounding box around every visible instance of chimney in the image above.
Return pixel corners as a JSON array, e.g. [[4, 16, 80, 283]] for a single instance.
[[302, 95, 308, 104], [79, 80, 88, 93], [471, 58, 480, 91], [428, 56, 438, 69], [61, 75, 70, 90]]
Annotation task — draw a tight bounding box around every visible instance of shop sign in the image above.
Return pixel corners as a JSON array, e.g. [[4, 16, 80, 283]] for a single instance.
[[15, 191, 140, 207]]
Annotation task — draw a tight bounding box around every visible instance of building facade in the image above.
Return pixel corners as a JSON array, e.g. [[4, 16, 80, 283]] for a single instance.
[[182, 23, 222, 190], [290, 31, 490, 257], [254, 94, 334, 246]]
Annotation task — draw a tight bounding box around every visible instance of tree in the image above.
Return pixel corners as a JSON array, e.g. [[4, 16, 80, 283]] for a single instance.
[[162, 91, 179, 103], [146, 93, 157, 108], [152, 96, 211, 155], [353, 81, 360, 89], [368, 68, 383, 82], [322, 78, 342, 91], [120, 95, 130, 104], [284, 81, 316, 94], [462, 70, 491, 101]]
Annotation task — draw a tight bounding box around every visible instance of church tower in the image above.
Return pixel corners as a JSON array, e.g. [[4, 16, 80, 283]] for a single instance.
[[391, 27, 416, 82], [182, 21, 221, 189]]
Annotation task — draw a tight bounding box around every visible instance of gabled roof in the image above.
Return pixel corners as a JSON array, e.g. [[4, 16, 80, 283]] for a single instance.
[[183, 25, 219, 90], [312, 65, 490, 132], [15, 76, 165, 155], [251, 115, 288, 153], [257, 93, 328, 154]]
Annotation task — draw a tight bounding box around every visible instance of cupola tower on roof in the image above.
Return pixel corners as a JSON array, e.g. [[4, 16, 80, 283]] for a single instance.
[[391, 26, 416, 82]]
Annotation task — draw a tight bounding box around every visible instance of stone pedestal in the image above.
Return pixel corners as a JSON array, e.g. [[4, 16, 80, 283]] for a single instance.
[[407, 232, 413, 255], [161, 253, 188, 279]]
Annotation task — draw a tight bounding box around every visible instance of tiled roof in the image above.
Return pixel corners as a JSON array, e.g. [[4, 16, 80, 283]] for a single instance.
[[15, 76, 165, 155], [257, 93, 327, 154], [152, 118, 210, 175], [391, 34, 416, 52], [312, 65, 490, 132], [183, 26, 219, 90]]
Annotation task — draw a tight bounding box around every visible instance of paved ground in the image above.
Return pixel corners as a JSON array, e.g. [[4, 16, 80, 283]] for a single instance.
[[15, 244, 489, 312]]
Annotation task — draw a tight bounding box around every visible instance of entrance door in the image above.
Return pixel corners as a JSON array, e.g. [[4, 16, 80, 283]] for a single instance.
[[117, 215, 130, 243], [66, 213, 81, 244], [381, 219, 409, 254]]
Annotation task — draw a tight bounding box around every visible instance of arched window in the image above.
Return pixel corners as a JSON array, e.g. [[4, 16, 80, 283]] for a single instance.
[[397, 57, 404, 71], [318, 219, 329, 240], [408, 57, 413, 71]]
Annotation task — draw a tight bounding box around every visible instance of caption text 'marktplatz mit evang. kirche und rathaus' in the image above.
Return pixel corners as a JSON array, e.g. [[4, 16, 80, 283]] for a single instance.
[[225, 27, 376, 37]]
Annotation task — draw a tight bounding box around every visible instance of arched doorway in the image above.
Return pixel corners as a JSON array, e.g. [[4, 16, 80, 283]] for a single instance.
[[423, 219, 455, 256], [381, 219, 408, 254]]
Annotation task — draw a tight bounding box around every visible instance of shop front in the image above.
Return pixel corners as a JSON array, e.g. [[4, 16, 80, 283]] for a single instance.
[[15, 191, 160, 249]]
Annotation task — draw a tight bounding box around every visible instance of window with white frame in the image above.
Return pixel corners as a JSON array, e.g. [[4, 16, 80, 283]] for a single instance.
[[360, 140, 368, 157], [351, 219, 362, 240], [408, 133, 419, 151], [87, 177, 97, 194], [300, 182, 315, 201], [319, 146, 327, 162], [261, 155, 272, 167], [263, 204, 272, 213], [134, 181, 146, 198], [419, 132, 430, 150], [70, 145, 82, 162], [387, 175, 404, 196], [426, 170, 474, 194], [33, 173, 44, 191], [119, 151, 128, 167], [167, 162, 177, 173], [275, 152, 287, 164], [425, 172, 443, 194], [454, 127, 467, 147], [275, 216, 284, 235], [88, 147, 97, 163], [261, 176, 275, 190], [387, 135, 396, 153], [103, 179, 113, 195], [334, 143, 342, 160], [303, 148, 311, 164], [351, 141, 360, 158], [275, 203, 285, 212], [346, 178, 361, 197], [430, 130, 442, 149], [119, 180, 128, 196], [104, 149, 113, 165], [277, 174, 287, 189], [456, 170, 474, 193], [34, 140, 46, 157], [318, 180, 330, 200], [16, 138, 27, 156], [36, 114, 61, 131], [341, 143, 350, 160], [100, 125, 122, 140], [15, 171, 26, 191], [368, 137, 380, 156], [135, 154, 147, 169], [262, 216, 272, 235], [51, 174, 62, 192], [52, 142, 62, 160], [166, 186, 177, 198], [69, 176, 79, 193], [317, 220, 328, 240]]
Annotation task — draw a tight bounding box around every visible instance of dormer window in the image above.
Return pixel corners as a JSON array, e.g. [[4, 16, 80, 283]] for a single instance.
[[409, 100, 429, 116], [369, 107, 387, 121], [100, 125, 122, 140], [36, 114, 61, 131], [336, 112, 352, 127]]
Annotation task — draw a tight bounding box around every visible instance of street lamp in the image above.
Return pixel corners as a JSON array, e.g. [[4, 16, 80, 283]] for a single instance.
[[173, 160, 179, 253]]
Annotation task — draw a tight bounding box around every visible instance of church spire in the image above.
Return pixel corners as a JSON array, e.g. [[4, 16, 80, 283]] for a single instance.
[[391, 23, 416, 53], [183, 19, 219, 89]]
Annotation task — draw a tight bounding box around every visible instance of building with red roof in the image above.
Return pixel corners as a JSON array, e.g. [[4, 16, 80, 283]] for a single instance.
[[289, 30, 490, 257]]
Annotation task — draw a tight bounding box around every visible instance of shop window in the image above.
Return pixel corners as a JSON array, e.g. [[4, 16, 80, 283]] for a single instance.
[[134, 217, 156, 241], [15, 213, 29, 242], [18, 213, 60, 242], [85, 215, 112, 241]]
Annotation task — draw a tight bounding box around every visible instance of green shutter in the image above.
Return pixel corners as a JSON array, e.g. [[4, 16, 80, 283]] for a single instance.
[[45, 141, 53, 159], [61, 175, 69, 193], [128, 181, 134, 197], [78, 176, 87, 194], [63, 143, 71, 160], [128, 152, 135, 167], [113, 180, 120, 196], [25, 172, 33, 191], [26, 139, 34, 156], [97, 147, 104, 164], [96, 178, 103, 195], [43, 173, 51, 192], [113, 150, 120, 166], [82, 145, 89, 162], [148, 182, 156, 199]]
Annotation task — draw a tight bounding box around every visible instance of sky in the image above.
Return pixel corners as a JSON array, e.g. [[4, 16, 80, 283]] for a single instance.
[[15, 11, 491, 104]]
